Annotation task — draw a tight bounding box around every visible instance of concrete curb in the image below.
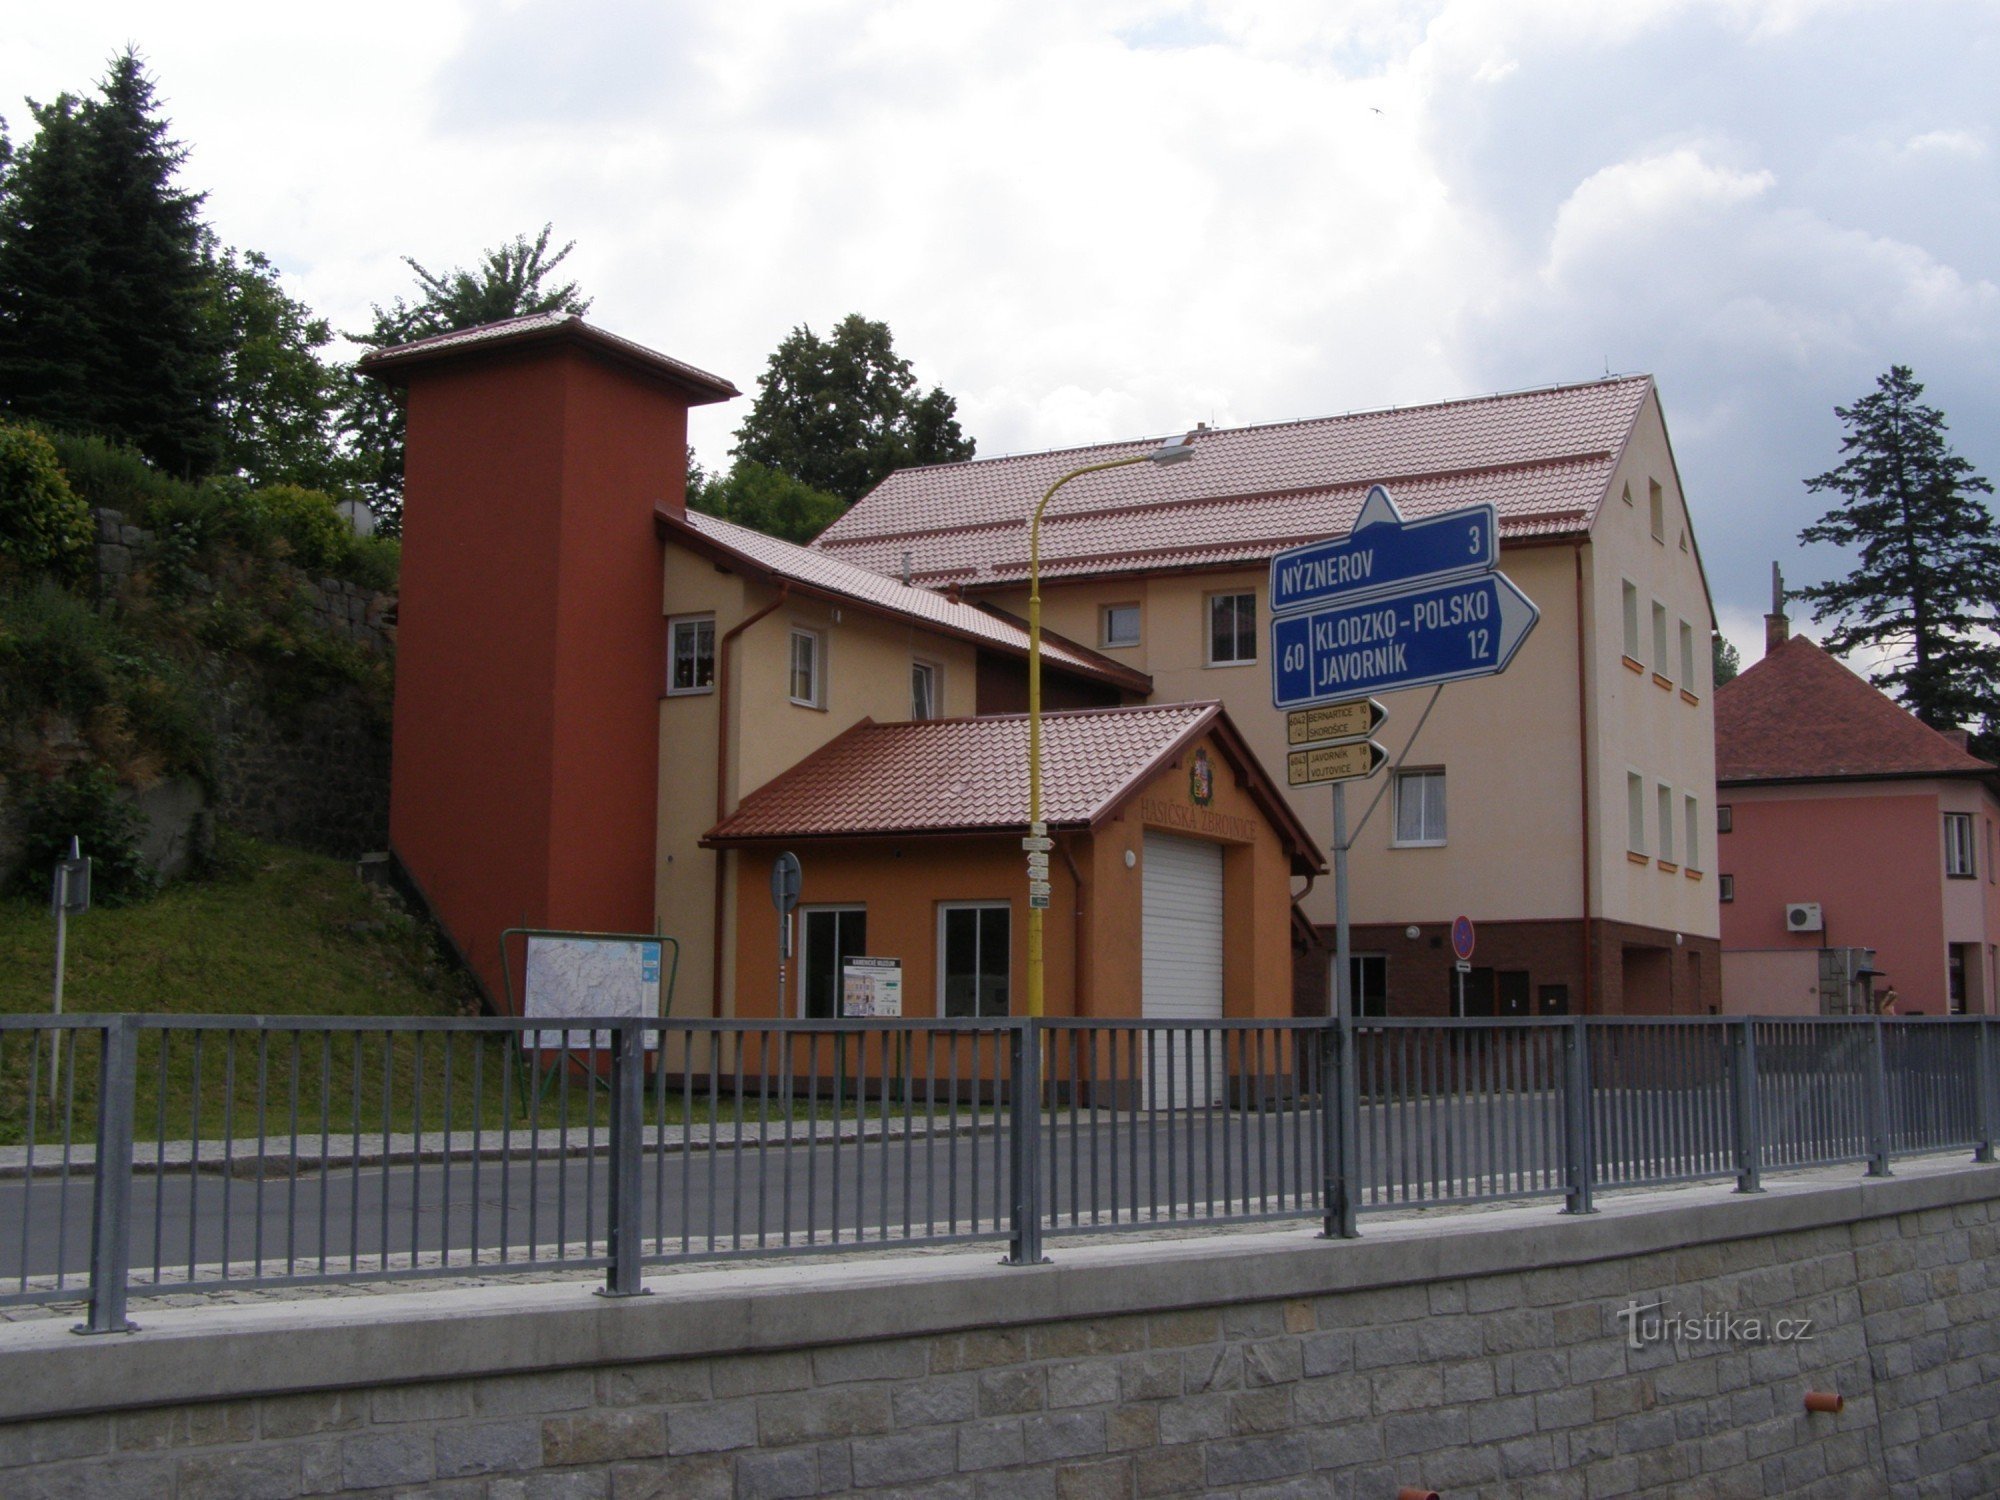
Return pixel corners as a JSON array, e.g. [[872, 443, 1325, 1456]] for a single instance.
[[4, 1153, 1994, 1425]]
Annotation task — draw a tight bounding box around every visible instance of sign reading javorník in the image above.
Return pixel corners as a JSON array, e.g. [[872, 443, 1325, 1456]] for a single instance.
[[1268, 485, 1539, 711]]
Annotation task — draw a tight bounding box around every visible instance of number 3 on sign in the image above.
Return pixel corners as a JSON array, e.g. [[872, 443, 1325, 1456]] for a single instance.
[[1468, 524, 1481, 554]]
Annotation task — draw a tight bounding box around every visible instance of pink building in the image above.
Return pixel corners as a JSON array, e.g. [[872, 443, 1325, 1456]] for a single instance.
[[1716, 626, 2000, 1016]]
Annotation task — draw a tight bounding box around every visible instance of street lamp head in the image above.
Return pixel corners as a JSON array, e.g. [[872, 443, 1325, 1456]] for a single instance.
[[1148, 431, 1199, 466]]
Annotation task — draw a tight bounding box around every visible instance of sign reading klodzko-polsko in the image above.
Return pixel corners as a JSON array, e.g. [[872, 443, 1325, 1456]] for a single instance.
[[1268, 485, 1538, 710]]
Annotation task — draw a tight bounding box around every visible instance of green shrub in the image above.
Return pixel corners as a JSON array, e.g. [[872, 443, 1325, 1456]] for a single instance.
[[0, 580, 215, 786], [11, 766, 155, 905], [43, 429, 201, 518], [342, 534, 400, 593], [0, 424, 93, 583], [246, 483, 353, 574]]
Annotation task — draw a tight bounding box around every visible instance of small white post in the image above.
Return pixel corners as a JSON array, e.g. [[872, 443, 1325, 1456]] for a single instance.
[[49, 836, 80, 1101]]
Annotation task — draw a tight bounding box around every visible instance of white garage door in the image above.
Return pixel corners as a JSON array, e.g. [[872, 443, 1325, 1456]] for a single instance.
[[1142, 832, 1225, 1109]]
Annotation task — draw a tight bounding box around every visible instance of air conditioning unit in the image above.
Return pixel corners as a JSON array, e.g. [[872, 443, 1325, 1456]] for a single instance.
[[1785, 902, 1823, 933]]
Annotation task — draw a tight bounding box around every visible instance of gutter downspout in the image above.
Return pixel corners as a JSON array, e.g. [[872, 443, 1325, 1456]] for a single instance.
[[1574, 544, 1594, 1015], [1057, 836, 1086, 1017], [710, 584, 790, 1018]]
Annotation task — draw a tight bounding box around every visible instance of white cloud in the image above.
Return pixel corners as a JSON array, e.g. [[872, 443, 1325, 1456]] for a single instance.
[[1, 0, 1996, 639]]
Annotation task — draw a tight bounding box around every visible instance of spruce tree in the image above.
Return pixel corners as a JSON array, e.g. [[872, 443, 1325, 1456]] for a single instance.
[[1794, 366, 2000, 732], [0, 52, 220, 474], [0, 95, 110, 439]]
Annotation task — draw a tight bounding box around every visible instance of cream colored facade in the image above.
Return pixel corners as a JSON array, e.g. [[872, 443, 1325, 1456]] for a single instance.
[[654, 542, 982, 1015], [982, 390, 1720, 949]]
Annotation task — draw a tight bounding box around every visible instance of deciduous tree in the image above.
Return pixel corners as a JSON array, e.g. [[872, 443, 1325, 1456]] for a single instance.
[[204, 241, 347, 491], [342, 225, 590, 531], [1794, 365, 2000, 733], [732, 314, 974, 505]]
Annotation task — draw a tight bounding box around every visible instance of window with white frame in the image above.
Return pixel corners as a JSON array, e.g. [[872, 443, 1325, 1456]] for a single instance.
[[1649, 479, 1666, 542], [1679, 620, 1696, 690], [1392, 769, 1446, 847], [1718, 804, 1733, 834], [1102, 603, 1140, 649], [1207, 592, 1256, 665], [789, 628, 822, 707], [1719, 874, 1735, 903], [1683, 793, 1700, 872], [1945, 812, 1977, 877], [1622, 582, 1641, 661], [667, 615, 715, 695], [1651, 602, 1670, 677], [800, 906, 866, 1019], [1657, 783, 1675, 863], [1627, 772, 1647, 854], [911, 660, 939, 720], [939, 903, 1010, 1018]]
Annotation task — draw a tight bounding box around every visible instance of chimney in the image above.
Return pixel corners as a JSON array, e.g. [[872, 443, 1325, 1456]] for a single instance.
[[1765, 561, 1790, 655], [1942, 728, 1972, 751]]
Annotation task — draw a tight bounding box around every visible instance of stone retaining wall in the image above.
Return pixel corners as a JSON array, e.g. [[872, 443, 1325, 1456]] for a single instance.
[[4, 1163, 1996, 1498]]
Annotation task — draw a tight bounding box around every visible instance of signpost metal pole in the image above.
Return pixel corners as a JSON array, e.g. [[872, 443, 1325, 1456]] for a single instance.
[[772, 853, 802, 1017], [49, 837, 87, 1103], [1322, 783, 1359, 1239]]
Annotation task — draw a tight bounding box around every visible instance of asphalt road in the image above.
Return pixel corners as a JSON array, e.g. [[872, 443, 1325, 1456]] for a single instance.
[[3, 1090, 1616, 1286]]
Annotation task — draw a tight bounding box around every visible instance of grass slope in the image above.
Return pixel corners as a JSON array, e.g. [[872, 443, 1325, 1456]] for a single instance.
[[0, 836, 470, 1019]]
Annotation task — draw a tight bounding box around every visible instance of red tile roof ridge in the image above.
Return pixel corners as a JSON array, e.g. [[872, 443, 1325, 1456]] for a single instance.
[[703, 700, 1325, 873], [660, 506, 1152, 692], [1716, 634, 1997, 782], [815, 454, 1613, 555], [875, 372, 1655, 482], [358, 312, 739, 401]]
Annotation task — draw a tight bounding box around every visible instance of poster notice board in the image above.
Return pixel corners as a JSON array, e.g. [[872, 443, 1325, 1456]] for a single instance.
[[522, 936, 664, 1049], [841, 957, 904, 1018]]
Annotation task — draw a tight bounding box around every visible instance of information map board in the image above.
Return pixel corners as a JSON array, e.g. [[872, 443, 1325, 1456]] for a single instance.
[[522, 935, 663, 1050]]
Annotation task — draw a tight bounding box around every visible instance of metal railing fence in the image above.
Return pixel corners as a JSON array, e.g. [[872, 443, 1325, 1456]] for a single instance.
[[2, 1013, 1994, 1332]]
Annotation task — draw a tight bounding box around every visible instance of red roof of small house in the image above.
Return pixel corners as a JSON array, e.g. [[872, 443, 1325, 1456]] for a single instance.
[[658, 507, 1152, 695], [703, 702, 1325, 874], [811, 376, 1654, 588], [357, 312, 739, 403], [1716, 635, 1996, 784]]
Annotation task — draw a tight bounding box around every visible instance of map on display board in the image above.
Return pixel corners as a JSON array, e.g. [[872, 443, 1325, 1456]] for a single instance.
[[522, 936, 663, 1049]]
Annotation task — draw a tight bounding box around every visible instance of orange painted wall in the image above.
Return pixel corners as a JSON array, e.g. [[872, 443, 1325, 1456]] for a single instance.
[[390, 344, 692, 1007], [730, 838, 1079, 1021], [721, 731, 1302, 1026]]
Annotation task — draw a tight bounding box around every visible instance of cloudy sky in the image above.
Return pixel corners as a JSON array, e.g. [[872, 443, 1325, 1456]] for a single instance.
[[6, 0, 1997, 662]]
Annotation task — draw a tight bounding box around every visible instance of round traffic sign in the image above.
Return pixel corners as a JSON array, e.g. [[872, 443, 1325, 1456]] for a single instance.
[[1451, 915, 1475, 962], [770, 851, 803, 914]]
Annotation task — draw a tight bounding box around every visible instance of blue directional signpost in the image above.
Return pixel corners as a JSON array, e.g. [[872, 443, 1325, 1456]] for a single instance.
[[1269, 485, 1537, 710], [1276, 485, 1538, 1241]]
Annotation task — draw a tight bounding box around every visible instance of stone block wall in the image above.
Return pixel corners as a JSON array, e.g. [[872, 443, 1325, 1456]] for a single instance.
[[72, 507, 394, 862], [3, 1170, 1996, 1498]]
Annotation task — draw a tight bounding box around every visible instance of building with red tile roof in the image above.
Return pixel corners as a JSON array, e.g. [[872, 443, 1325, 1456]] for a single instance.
[[704, 704, 1321, 1030], [366, 310, 1722, 1025], [819, 376, 1720, 1016], [1716, 629, 2000, 1016]]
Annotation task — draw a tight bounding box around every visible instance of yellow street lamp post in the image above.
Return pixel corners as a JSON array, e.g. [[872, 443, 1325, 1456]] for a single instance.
[[1025, 431, 1198, 1018]]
